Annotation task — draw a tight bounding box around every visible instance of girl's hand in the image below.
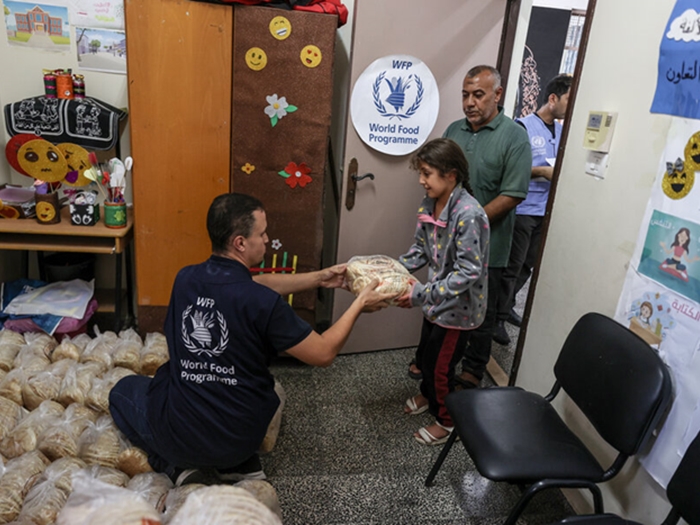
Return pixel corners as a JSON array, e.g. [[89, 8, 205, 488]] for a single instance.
[[395, 293, 412, 308], [395, 277, 418, 308]]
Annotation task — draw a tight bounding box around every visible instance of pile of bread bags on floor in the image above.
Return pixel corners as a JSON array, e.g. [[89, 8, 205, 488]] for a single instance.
[[0, 329, 282, 525]]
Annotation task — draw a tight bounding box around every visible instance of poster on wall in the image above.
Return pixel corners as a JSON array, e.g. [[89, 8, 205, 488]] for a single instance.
[[350, 55, 439, 156], [615, 118, 700, 486], [75, 27, 126, 74], [67, 0, 124, 30], [650, 0, 700, 119], [3, 1, 71, 52]]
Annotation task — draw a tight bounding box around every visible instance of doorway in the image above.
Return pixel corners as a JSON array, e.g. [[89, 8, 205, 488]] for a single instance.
[[495, 0, 597, 386]]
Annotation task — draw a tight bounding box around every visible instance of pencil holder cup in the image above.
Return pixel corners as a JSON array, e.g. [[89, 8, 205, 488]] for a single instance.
[[35, 192, 61, 225], [103, 201, 126, 228]]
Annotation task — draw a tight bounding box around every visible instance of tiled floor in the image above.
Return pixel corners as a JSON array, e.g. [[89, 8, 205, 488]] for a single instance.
[[265, 340, 573, 525]]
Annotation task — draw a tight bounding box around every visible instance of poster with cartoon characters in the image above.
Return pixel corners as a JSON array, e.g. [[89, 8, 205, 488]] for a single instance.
[[615, 118, 700, 486]]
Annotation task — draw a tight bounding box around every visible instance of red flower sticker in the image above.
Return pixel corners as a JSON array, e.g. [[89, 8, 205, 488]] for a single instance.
[[279, 162, 312, 189]]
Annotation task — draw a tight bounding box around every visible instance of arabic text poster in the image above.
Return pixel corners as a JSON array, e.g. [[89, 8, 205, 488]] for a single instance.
[[651, 0, 700, 119], [68, 0, 124, 30], [639, 210, 700, 303], [76, 27, 126, 74], [4, 1, 71, 52]]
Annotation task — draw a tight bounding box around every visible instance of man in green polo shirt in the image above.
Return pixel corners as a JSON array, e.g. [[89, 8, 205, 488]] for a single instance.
[[443, 65, 531, 387]]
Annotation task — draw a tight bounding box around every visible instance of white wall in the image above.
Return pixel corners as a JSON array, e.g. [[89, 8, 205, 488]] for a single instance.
[[0, 10, 130, 186], [517, 0, 676, 519], [0, 8, 130, 287]]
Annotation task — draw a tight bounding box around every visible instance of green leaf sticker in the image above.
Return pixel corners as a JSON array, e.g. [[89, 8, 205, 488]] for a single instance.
[[286, 105, 298, 113], [270, 115, 279, 127], [278, 170, 290, 178]]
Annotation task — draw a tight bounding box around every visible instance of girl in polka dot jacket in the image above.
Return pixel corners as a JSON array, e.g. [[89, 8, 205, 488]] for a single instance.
[[397, 138, 490, 446]]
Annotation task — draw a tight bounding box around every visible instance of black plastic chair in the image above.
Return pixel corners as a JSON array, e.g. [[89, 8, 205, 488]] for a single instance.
[[552, 428, 700, 525], [425, 312, 673, 525]]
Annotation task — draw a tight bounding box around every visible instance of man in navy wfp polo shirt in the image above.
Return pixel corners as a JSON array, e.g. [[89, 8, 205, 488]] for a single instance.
[[109, 193, 393, 486]]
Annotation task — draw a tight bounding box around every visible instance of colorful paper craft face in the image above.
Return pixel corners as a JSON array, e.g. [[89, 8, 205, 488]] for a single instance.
[[57, 143, 92, 186], [662, 158, 694, 200], [269, 16, 292, 40], [684, 131, 700, 171], [246, 47, 268, 71], [5, 134, 41, 177], [300, 45, 322, 68], [18, 140, 67, 183], [36, 200, 57, 223]]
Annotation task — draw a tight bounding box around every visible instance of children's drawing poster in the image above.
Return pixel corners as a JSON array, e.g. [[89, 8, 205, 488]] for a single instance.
[[615, 118, 700, 487], [651, 0, 700, 119], [67, 0, 124, 30]]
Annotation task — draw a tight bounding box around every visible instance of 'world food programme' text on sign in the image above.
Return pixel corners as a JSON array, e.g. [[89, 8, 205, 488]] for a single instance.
[[350, 55, 439, 156]]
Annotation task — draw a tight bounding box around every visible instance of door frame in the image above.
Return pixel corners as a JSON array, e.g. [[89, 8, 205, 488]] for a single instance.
[[505, 0, 599, 385]]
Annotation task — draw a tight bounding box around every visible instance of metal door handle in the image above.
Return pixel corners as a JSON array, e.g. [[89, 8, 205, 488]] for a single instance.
[[352, 173, 375, 182]]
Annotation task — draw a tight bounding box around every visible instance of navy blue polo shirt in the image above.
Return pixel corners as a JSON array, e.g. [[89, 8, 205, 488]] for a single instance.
[[146, 256, 312, 468]]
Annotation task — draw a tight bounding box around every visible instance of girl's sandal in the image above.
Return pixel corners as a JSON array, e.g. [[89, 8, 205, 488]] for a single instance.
[[414, 422, 454, 446], [404, 396, 429, 415]]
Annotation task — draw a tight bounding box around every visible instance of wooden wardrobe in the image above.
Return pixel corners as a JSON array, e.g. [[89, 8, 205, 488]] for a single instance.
[[125, 0, 338, 332]]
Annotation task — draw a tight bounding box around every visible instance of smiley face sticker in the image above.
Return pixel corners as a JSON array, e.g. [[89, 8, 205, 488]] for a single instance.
[[269, 16, 291, 40], [300, 45, 322, 68], [245, 47, 268, 71]]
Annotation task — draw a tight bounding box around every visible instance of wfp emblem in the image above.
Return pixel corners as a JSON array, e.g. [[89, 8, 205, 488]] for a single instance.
[[373, 71, 423, 120], [181, 305, 229, 357]]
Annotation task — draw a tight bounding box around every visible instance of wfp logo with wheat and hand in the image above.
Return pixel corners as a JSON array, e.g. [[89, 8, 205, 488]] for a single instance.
[[351, 55, 439, 156]]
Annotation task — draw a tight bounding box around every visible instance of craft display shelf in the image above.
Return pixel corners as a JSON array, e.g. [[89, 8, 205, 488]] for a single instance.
[[0, 206, 136, 332]]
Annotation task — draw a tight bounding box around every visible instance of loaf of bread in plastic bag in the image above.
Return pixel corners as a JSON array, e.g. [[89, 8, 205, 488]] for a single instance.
[[345, 255, 414, 304], [168, 485, 282, 525]]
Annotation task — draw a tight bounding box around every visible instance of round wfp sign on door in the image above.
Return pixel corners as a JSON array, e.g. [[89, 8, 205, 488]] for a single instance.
[[350, 55, 439, 156]]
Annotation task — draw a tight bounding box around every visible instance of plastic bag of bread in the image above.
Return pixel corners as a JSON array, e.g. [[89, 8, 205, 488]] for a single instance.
[[0, 368, 25, 406], [0, 396, 27, 441], [22, 358, 73, 410], [51, 335, 84, 362], [23, 332, 57, 360], [57, 361, 105, 406], [40, 456, 87, 494], [140, 332, 169, 376], [12, 344, 51, 377], [38, 403, 98, 461], [233, 480, 282, 520], [117, 445, 152, 477], [56, 472, 161, 525], [0, 330, 25, 372], [76, 464, 130, 487], [345, 255, 415, 305], [0, 400, 65, 458], [113, 328, 143, 373], [85, 366, 136, 413], [0, 450, 50, 523], [78, 414, 121, 467], [80, 328, 118, 369], [161, 484, 207, 524], [17, 468, 72, 525], [168, 485, 282, 525], [126, 472, 173, 511]]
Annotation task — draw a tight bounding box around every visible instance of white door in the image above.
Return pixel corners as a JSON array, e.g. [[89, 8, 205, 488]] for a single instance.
[[334, 0, 508, 353]]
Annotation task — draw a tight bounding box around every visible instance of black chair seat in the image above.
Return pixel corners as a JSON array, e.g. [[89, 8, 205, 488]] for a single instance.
[[448, 388, 604, 482]]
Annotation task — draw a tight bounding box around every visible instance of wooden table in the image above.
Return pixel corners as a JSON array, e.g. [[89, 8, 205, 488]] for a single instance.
[[0, 206, 135, 332]]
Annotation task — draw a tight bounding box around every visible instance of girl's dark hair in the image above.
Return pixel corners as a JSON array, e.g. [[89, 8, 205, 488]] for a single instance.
[[672, 227, 691, 253], [207, 193, 265, 254], [409, 138, 472, 194]]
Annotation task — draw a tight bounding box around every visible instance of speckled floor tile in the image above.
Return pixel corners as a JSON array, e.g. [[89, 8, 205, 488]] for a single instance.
[[266, 338, 574, 525]]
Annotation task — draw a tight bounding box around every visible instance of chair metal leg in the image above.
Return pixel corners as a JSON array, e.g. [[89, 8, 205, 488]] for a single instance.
[[503, 479, 603, 525], [425, 431, 458, 486], [590, 484, 603, 514]]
